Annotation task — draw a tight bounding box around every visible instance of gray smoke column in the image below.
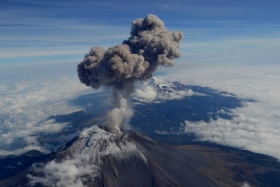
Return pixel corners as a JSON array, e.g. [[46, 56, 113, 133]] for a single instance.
[[77, 14, 183, 134]]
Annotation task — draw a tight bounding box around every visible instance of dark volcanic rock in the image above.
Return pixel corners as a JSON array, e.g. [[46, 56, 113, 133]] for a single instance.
[[1, 126, 280, 187], [0, 151, 47, 182]]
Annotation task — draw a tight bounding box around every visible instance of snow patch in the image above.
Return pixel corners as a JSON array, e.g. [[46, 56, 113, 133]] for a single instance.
[[134, 77, 205, 103], [28, 126, 147, 186]]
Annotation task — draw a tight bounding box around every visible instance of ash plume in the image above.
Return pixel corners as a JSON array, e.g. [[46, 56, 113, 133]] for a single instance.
[[77, 14, 183, 133]]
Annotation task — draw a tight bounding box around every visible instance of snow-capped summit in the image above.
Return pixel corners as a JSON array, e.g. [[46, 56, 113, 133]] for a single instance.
[[60, 125, 146, 162], [147, 77, 170, 88], [147, 76, 183, 90], [27, 126, 149, 187], [134, 77, 200, 103]]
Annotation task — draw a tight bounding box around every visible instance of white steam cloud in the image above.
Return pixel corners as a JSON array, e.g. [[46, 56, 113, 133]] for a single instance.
[[106, 98, 134, 134], [241, 181, 251, 187]]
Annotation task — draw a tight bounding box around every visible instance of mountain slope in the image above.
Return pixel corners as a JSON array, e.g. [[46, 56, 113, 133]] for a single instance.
[[1, 125, 280, 187]]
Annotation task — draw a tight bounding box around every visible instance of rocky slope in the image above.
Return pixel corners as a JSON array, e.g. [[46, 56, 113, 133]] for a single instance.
[[1, 125, 280, 187]]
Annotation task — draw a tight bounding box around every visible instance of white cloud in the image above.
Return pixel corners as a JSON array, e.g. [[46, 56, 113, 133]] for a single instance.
[[184, 103, 280, 159], [167, 64, 280, 160], [158, 89, 196, 100], [241, 181, 251, 187], [134, 86, 157, 102], [0, 72, 95, 156], [28, 155, 98, 187], [154, 130, 170, 135]]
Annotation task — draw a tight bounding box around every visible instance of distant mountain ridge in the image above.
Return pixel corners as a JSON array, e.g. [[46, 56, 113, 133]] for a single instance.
[[20, 150, 45, 157], [147, 76, 187, 91]]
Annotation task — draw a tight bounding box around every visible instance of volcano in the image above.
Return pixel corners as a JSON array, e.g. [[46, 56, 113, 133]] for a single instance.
[[1, 125, 280, 187]]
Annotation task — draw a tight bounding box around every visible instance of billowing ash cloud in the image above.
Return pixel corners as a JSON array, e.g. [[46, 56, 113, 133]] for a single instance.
[[78, 14, 183, 88], [77, 14, 183, 133]]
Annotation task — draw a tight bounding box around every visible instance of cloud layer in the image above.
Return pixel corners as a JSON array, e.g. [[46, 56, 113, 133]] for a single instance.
[[167, 64, 280, 160], [28, 155, 98, 187], [0, 67, 94, 156]]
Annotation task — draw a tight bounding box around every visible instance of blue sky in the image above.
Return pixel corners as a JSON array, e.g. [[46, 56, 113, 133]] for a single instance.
[[1, 0, 280, 67]]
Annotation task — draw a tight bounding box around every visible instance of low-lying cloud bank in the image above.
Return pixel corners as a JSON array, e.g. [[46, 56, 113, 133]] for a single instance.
[[168, 64, 280, 160], [28, 155, 98, 187], [0, 73, 93, 156]]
